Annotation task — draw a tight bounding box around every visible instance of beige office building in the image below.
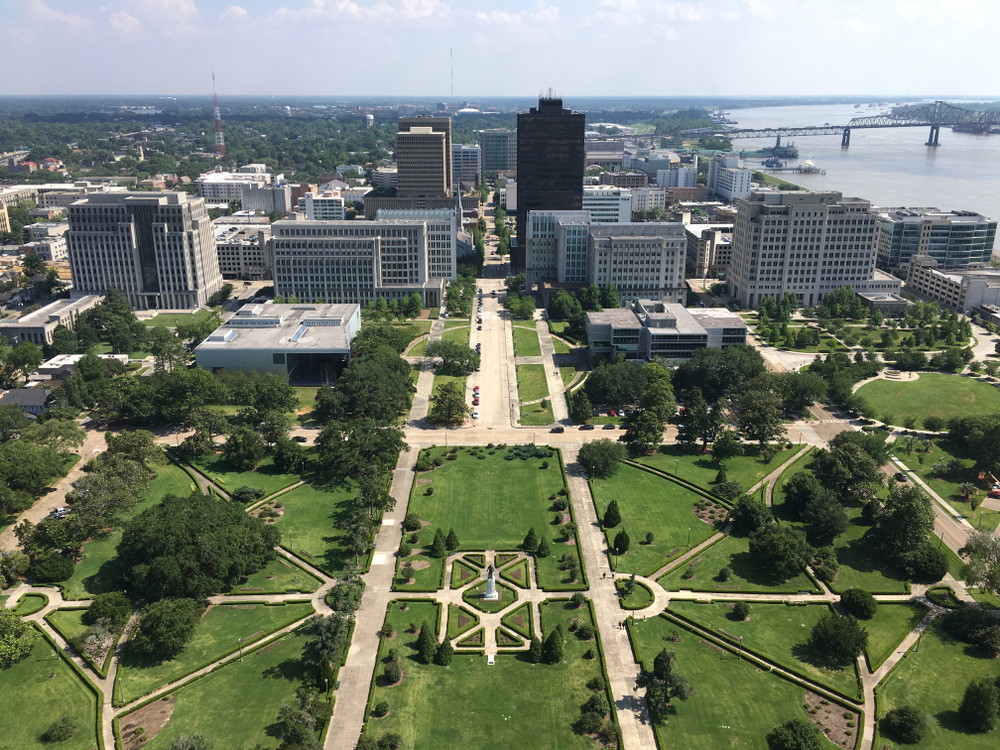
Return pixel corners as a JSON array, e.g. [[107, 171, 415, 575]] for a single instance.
[[397, 116, 453, 196]]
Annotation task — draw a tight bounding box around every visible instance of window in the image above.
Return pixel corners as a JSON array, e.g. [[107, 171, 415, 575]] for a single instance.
[[272, 353, 286, 365]]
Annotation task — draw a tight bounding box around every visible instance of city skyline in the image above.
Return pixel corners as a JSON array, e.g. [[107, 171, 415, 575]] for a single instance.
[[7, 0, 1000, 97]]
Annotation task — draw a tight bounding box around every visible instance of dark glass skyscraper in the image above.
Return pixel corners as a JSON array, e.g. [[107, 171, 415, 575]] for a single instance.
[[514, 98, 585, 275]]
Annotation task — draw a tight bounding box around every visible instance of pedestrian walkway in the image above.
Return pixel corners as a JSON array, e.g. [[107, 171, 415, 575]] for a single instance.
[[536, 319, 569, 423]]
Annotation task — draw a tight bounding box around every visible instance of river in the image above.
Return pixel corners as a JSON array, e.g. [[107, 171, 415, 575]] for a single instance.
[[724, 102, 1000, 222]]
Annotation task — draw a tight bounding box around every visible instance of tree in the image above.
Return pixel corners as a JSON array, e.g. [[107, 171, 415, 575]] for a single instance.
[[273, 436, 308, 475], [435, 639, 454, 666], [674, 345, 767, 402], [603, 499, 622, 529], [222, 426, 266, 471], [676, 387, 724, 451], [148, 326, 188, 372], [21, 252, 47, 278], [958, 677, 999, 733], [430, 528, 447, 558], [0, 604, 39, 669], [624, 410, 665, 454], [748, 524, 811, 581], [613, 529, 631, 555], [549, 290, 583, 321], [302, 613, 352, 681], [536, 536, 551, 558], [577, 439, 626, 478], [840, 588, 877, 620], [635, 648, 694, 719], [600, 283, 620, 309], [417, 621, 436, 665], [49, 324, 79, 356], [733, 495, 771, 535], [131, 598, 199, 658], [31, 552, 75, 582], [812, 443, 882, 503], [119, 492, 280, 601], [712, 430, 744, 464], [765, 718, 823, 750], [315, 419, 408, 480], [523, 527, 539, 554], [529, 636, 543, 663], [863, 485, 935, 565], [808, 612, 868, 667], [428, 381, 471, 426], [779, 372, 828, 416], [570, 389, 593, 424], [445, 528, 460, 552], [959, 531, 1000, 595], [0, 441, 63, 495], [732, 388, 787, 447], [88, 591, 132, 626], [506, 273, 526, 296], [882, 706, 927, 745], [544, 624, 564, 663], [733, 601, 750, 621], [803, 491, 848, 546], [639, 379, 676, 425], [425, 339, 480, 375], [6, 341, 43, 381]]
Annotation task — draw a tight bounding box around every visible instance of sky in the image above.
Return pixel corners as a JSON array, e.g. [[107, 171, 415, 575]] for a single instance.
[[5, 0, 1000, 98]]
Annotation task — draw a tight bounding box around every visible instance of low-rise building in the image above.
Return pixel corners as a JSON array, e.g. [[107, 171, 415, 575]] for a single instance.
[[372, 168, 399, 189], [630, 188, 667, 214], [195, 303, 361, 386], [905, 255, 1000, 313], [875, 207, 996, 273], [24, 222, 69, 240], [38, 353, 129, 378], [600, 171, 647, 189], [215, 225, 272, 280], [22, 236, 68, 262], [585, 299, 746, 363], [298, 191, 346, 221], [685, 224, 734, 278], [241, 182, 292, 215], [197, 166, 276, 201], [855, 291, 913, 317], [582, 186, 632, 224], [0, 388, 51, 416], [657, 167, 699, 188], [0, 295, 102, 346]]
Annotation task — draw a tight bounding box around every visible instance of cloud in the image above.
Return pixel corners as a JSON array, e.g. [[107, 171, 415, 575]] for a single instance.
[[747, 0, 773, 17], [109, 10, 143, 40], [476, 2, 559, 26], [219, 5, 248, 21], [27, 0, 93, 31], [137, 0, 199, 19], [398, 0, 450, 19]]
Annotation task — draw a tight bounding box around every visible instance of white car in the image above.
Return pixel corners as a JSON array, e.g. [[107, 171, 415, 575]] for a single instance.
[[472, 409, 480, 419]]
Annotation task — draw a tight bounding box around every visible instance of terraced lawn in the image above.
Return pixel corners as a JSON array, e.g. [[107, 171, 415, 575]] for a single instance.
[[273, 479, 361, 575], [856, 372, 1000, 426], [636, 443, 805, 494]]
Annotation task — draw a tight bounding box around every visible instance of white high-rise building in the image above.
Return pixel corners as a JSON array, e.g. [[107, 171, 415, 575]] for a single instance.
[[657, 167, 698, 188], [707, 154, 752, 201], [452, 144, 481, 186], [377, 208, 459, 280], [631, 188, 667, 214], [298, 191, 346, 220], [67, 192, 223, 310], [727, 190, 902, 309], [582, 186, 632, 223]]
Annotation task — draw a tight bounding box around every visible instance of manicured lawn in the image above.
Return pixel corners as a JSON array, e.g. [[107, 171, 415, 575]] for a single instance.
[[636, 443, 804, 494], [462, 580, 517, 613], [291, 386, 319, 410], [856, 372, 1000, 426], [864, 602, 928, 671], [630, 615, 808, 750], [190, 454, 302, 497], [499, 559, 530, 589], [46, 608, 109, 673], [226, 556, 322, 594], [441, 326, 469, 345], [365, 598, 606, 750], [273, 479, 360, 576], [590, 464, 716, 576], [431, 371, 466, 396], [443, 320, 469, 329], [516, 364, 549, 402], [60, 463, 195, 601], [512, 325, 541, 356], [93, 341, 153, 359], [876, 621, 1000, 750], [501, 603, 534, 639], [118, 601, 314, 704], [0, 636, 99, 750], [519, 402, 554, 425], [139, 627, 319, 750], [658, 534, 820, 594], [408, 336, 429, 356], [394, 548, 445, 592], [14, 594, 47, 615], [668, 601, 859, 699], [145, 310, 213, 328], [616, 579, 654, 610], [559, 365, 578, 386], [446, 604, 479, 639], [450, 559, 480, 589], [892, 437, 1000, 532], [552, 337, 574, 354]]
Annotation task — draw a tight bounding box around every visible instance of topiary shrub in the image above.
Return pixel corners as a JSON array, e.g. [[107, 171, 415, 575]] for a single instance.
[[583, 693, 609, 717], [733, 602, 750, 621], [571, 592, 586, 609], [372, 700, 390, 718], [882, 705, 926, 744], [578, 713, 603, 734], [576, 624, 595, 640], [718, 566, 732, 582], [403, 513, 421, 532], [383, 661, 401, 684]]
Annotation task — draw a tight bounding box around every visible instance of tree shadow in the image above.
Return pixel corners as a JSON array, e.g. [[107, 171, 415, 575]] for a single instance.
[[261, 658, 307, 682], [727, 549, 790, 587], [790, 642, 853, 675]]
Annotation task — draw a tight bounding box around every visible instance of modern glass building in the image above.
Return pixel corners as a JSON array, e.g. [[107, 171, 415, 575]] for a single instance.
[[876, 208, 997, 273]]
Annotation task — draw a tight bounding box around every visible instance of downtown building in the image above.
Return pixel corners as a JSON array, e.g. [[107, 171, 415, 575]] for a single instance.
[[478, 128, 516, 172], [514, 98, 586, 273], [727, 190, 902, 310], [707, 154, 753, 201], [452, 144, 481, 186], [67, 192, 223, 310], [581, 186, 632, 223], [875, 207, 997, 274]]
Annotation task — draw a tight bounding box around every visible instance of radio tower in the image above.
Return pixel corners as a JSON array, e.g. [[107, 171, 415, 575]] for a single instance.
[[212, 72, 225, 157]]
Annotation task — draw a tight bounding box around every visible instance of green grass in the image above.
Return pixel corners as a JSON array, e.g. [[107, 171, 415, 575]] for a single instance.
[[515, 364, 549, 402], [227, 556, 322, 594], [876, 620, 1000, 750], [138, 626, 319, 750], [501, 603, 534, 639], [145, 310, 213, 328], [441, 326, 470, 345], [636, 443, 804, 494], [0, 636, 98, 750], [462, 580, 518, 613], [443, 320, 469, 329], [450, 559, 480, 589], [366, 598, 605, 750], [856, 372, 1000, 426], [93, 341, 153, 359], [446, 603, 480, 640], [189, 454, 301, 497], [519, 402, 554, 425], [864, 602, 928, 671], [590, 464, 716, 576], [46, 609, 108, 672], [499, 559, 530, 589], [552, 337, 574, 354], [616, 579, 654, 610], [559, 365, 579, 386], [395, 549, 445, 593], [668, 601, 859, 698], [630, 615, 811, 750], [118, 601, 314, 704], [291, 386, 319, 410], [60, 463, 194, 600], [408, 337, 429, 356], [432, 371, 466, 396], [658, 534, 819, 594], [14, 594, 47, 615], [272, 478, 359, 576], [512, 326, 541, 356]]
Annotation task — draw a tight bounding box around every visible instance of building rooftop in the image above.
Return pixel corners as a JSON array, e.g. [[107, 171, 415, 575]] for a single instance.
[[0, 389, 50, 407], [195, 303, 360, 353], [875, 207, 994, 223], [0, 295, 102, 329], [635, 301, 704, 334], [685, 223, 734, 238], [688, 307, 747, 328], [585, 308, 643, 328], [856, 291, 912, 303]]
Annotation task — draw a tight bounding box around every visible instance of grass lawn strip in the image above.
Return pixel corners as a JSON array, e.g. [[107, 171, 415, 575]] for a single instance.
[[500, 603, 534, 639], [14, 593, 48, 615], [668, 601, 859, 699], [636, 443, 804, 495], [591, 463, 716, 576], [118, 601, 314, 704], [499, 558, 530, 589], [629, 614, 809, 750], [863, 602, 929, 671], [189, 454, 301, 497], [431, 371, 466, 397], [875, 620, 1000, 750], [365, 598, 606, 750], [133, 626, 319, 750], [496, 626, 524, 647], [440, 326, 470, 345], [273, 478, 360, 576], [227, 556, 322, 594], [446, 604, 480, 640], [450, 559, 481, 589], [512, 326, 542, 357], [856, 372, 1000, 426], [559, 365, 578, 386], [519, 402, 554, 425], [616, 579, 654, 610], [144, 310, 213, 329], [553, 338, 574, 355], [394, 548, 444, 592], [515, 363, 549, 402], [658, 533, 819, 594], [0, 635, 98, 750], [407, 337, 428, 356]]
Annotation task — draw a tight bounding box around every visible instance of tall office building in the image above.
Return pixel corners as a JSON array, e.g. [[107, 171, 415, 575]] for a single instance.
[[452, 144, 482, 186], [395, 128, 448, 198], [875, 208, 996, 273], [727, 190, 902, 309], [515, 97, 585, 274], [67, 192, 223, 310], [707, 154, 752, 201], [398, 116, 453, 195], [478, 128, 516, 171]]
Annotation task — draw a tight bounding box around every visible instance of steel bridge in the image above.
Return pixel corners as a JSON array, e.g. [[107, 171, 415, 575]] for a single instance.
[[695, 101, 1000, 147]]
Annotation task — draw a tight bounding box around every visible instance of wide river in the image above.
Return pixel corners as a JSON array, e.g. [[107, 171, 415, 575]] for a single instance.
[[725, 102, 1000, 222]]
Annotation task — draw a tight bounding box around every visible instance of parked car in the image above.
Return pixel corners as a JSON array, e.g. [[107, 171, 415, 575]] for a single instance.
[[294, 436, 308, 443], [551, 426, 565, 433], [477, 325, 482, 330], [603, 423, 616, 430], [894, 472, 908, 482], [580, 424, 596, 431], [609, 409, 617, 417], [472, 410, 480, 419]]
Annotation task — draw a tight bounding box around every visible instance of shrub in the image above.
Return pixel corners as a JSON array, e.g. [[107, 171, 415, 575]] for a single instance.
[[584, 693, 609, 717], [808, 613, 868, 667], [713, 481, 744, 501], [603, 500, 622, 528], [87, 591, 132, 626], [882, 705, 926, 744], [378, 732, 402, 749], [230, 486, 266, 504], [812, 546, 839, 583], [435, 640, 454, 666], [682, 565, 695, 580], [383, 661, 401, 684], [541, 460, 550, 469], [381, 622, 394, 639], [903, 543, 948, 582], [597, 721, 622, 747], [733, 602, 750, 621], [397, 542, 411, 558], [32, 553, 74, 583], [372, 700, 390, 718], [718, 566, 732, 582], [402, 513, 421, 532], [44, 713, 78, 743], [840, 588, 877, 619], [553, 497, 569, 511], [578, 712, 603, 734], [576, 624, 595, 640], [646, 532, 654, 545], [958, 677, 999, 733], [398, 564, 414, 583], [536, 536, 551, 558], [425, 487, 434, 496], [587, 676, 607, 692], [583, 648, 596, 659], [571, 592, 586, 609], [386, 648, 398, 663]]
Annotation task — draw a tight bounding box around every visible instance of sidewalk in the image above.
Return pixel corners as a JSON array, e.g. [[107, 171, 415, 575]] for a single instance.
[[535, 318, 569, 423]]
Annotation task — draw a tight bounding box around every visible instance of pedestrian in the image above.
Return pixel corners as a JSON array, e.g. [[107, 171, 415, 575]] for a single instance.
[[602, 572, 606, 579]]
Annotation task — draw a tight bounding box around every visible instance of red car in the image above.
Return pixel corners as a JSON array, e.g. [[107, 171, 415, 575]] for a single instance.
[[609, 409, 617, 417], [473, 385, 480, 391]]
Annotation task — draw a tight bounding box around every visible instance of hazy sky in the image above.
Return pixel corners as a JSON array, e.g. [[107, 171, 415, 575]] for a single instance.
[[7, 0, 1000, 98]]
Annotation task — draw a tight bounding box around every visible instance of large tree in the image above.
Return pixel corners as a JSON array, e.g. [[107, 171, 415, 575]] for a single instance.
[[811, 443, 882, 503], [130, 598, 199, 658], [674, 345, 767, 402], [765, 718, 823, 750], [639, 379, 676, 425], [424, 340, 480, 375], [676, 387, 723, 451], [862, 484, 935, 564], [808, 613, 868, 667], [748, 523, 811, 581], [803, 491, 849, 546], [731, 388, 786, 447], [623, 410, 665, 455], [570, 389, 593, 425], [577, 439, 626, 478], [959, 531, 1000, 596], [0, 604, 39, 669], [222, 426, 267, 471], [118, 492, 280, 600], [315, 419, 408, 479], [429, 381, 471, 426], [635, 649, 694, 720]]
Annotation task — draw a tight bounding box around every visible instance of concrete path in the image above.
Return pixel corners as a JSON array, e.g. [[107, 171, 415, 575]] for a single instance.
[[536, 318, 570, 423]]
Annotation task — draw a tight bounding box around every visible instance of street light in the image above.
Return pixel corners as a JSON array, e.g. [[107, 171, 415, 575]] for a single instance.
[[325, 677, 330, 703], [117, 677, 123, 704], [687, 527, 691, 547], [738, 636, 743, 660]]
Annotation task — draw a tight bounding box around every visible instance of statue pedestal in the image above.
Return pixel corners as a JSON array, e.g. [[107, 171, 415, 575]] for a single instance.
[[481, 591, 500, 601], [483, 564, 500, 600]]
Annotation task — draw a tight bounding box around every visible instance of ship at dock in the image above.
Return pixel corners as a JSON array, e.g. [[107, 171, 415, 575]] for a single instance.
[[953, 123, 1000, 135], [741, 142, 799, 159]]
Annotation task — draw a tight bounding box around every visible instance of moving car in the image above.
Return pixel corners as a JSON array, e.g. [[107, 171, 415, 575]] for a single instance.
[[894, 472, 908, 482], [551, 426, 565, 433], [603, 423, 616, 430]]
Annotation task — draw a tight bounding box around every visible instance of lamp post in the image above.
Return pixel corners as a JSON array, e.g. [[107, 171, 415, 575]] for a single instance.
[[117, 677, 123, 704], [325, 677, 330, 703], [738, 636, 743, 660], [238, 638, 244, 662], [675, 457, 679, 476], [687, 527, 691, 547]]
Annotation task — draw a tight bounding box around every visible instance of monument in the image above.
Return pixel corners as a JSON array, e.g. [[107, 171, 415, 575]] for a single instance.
[[482, 565, 500, 601]]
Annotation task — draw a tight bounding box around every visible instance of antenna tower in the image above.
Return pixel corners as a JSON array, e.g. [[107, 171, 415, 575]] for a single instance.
[[450, 48, 453, 98], [212, 72, 226, 157]]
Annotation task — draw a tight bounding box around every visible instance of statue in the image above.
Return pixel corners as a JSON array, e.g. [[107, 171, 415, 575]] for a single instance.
[[482, 564, 499, 601]]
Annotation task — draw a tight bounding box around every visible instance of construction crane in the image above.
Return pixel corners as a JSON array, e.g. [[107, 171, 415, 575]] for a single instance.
[[212, 72, 225, 157]]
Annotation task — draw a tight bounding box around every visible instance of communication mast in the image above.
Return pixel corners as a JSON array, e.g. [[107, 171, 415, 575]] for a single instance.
[[212, 72, 225, 157]]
